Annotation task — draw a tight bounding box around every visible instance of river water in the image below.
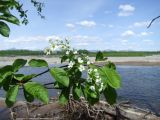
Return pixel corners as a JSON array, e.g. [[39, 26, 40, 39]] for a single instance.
[[0, 65, 160, 115]]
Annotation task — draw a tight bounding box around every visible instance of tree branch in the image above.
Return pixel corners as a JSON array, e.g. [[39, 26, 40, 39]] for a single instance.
[[147, 16, 160, 28], [32, 64, 68, 79]]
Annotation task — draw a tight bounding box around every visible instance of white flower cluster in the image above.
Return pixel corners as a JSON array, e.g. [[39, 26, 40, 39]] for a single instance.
[[44, 39, 71, 55], [45, 38, 104, 92], [87, 68, 104, 92]]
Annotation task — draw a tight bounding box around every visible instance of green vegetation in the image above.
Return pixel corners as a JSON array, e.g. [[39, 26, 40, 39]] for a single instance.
[[0, 49, 159, 57], [0, 0, 44, 37], [0, 39, 121, 107], [0, 50, 44, 56]]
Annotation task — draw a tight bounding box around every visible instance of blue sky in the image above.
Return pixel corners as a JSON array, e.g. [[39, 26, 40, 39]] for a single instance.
[[0, 0, 160, 51]]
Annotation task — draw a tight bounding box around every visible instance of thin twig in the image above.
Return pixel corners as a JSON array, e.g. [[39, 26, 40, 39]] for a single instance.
[[33, 68, 50, 78], [147, 15, 160, 28]]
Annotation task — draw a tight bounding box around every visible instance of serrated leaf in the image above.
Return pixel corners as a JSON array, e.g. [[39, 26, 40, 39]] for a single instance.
[[24, 82, 49, 104], [59, 88, 69, 105], [103, 85, 117, 105], [12, 59, 27, 72], [72, 84, 81, 100], [0, 14, 20, 25], [50, 68, 69, 87], [5, 85, 19, 107], [0, 21, 10, 37], [28, 59, 48, 67], [99, 66, 121, 88]]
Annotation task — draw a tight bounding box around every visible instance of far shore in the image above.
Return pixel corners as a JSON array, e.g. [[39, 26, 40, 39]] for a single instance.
[[0, 55, 160, 66]]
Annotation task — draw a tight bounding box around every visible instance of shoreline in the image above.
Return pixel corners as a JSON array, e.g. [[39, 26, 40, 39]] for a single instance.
[[0, 55, 160, 66]]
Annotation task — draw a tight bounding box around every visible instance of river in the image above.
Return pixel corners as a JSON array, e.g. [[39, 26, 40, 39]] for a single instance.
[[0, 65, 160, 115]]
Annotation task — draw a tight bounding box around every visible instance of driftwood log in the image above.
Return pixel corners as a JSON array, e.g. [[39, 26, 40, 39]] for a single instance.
[[0, 97, 157, 120]]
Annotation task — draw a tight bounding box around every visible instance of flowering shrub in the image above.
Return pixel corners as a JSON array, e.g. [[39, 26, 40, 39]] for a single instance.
[[0, 39, 121, 107]]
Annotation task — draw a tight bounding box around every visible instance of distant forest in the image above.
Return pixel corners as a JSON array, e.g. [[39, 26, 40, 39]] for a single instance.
[[0, 50, 160, 57]]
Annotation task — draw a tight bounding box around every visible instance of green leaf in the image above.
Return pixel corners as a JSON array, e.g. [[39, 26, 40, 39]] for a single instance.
[[0, 65, 13, 89], [59, 88, 70, 105], [103, 85, 117, 105], [54, 81, 65, 89], [105, 61, 116, 70], [12, 59, 27, 72], [14, 74, 24, 81], [0, 21, 10, 37], [24, 82, 49, 104], [14, 74, 35, 82], [0, 76, 3, 88], [84, 85, 99, 105], [95, 51, 104, 61], [23, 89, 34, 102], [0, 14, 20, 25], [28, 59, 48, 67], [50, 68, 69, 87], [22, 74, 36, 82], [72, 84, 81, 100], [0, 7, 10, 14], [5, 85, 19, 107], [0, 65, 13, 74], [99, 66, 121, 89], [61, 55, 68, 63]]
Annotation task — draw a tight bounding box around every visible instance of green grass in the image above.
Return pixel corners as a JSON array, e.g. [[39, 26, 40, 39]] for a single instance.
[[0, 50, 44, 56], [0, 50, 159, 57], [88, 51, 160, 57]]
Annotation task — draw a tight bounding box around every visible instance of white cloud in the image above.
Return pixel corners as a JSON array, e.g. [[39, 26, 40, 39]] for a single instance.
[[108, 24, 114, 28], [4, 35, 60, 43], [139, 32, 153, 36], [130, 21, 149, 28], [118, 4, 135, 16], [121, 39, 128, 45], [71, 35, 102, 43], [77, 20, 96, 27], [121, 30, 135, 37], [66, 23, 75, 28]]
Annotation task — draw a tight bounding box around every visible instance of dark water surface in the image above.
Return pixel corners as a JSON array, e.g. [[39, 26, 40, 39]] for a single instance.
[[0, 65, 160, 115]]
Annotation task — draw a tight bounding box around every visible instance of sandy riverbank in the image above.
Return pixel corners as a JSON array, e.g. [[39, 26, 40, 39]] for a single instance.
[[0, 55, 160, 66]]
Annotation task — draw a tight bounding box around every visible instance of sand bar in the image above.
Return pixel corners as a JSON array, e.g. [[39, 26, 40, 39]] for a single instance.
[[0, 55, 160, 66]]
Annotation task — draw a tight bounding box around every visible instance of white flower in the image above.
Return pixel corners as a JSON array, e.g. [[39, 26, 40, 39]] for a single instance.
[[73, 50, 78, 54], [78, 57, 83, 64], [90, 86, 95, 91], [99, 87, 103, 92], [66, 50, 69, 54], [85, 56, 89, 59], [94, 69, 98, 72], [88, 68, 93, 74], [99, 83, 104, 92], [50, 46, 54, 52], [79, 65, 85, 72], [96, 78, 101, 84], [46, 51, 51, 55], [44, 48, 51, 55], [87, 61, 90, 65], [68, 61, 74, 68]]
